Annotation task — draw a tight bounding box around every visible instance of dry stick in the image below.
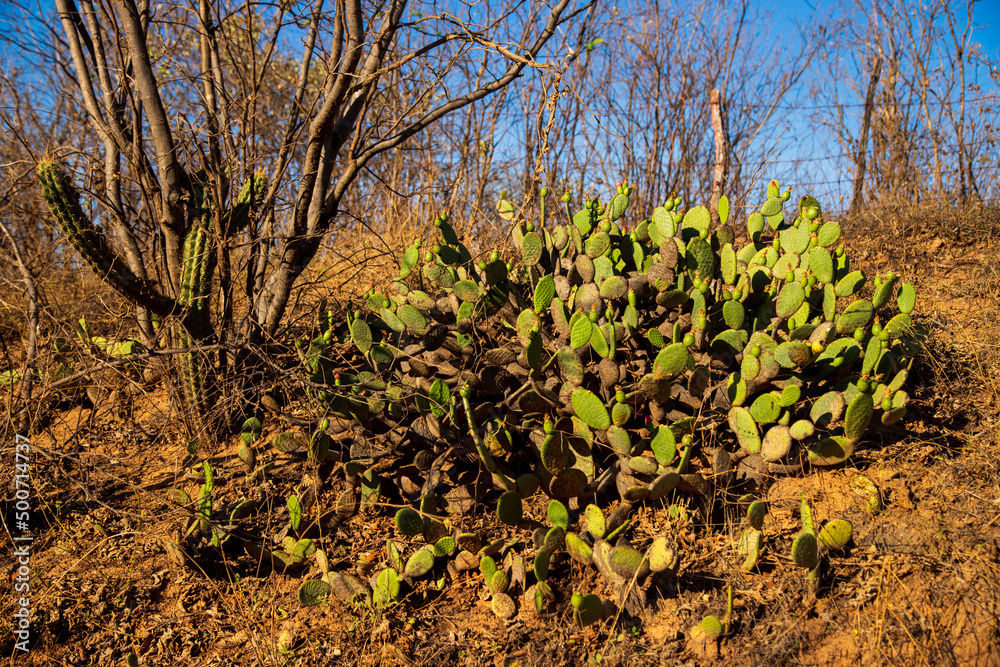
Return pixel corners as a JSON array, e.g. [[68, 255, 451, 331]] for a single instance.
[[709, 87, 730, 228], [850, 56, 883, 218], [0, 219, 39, 435]]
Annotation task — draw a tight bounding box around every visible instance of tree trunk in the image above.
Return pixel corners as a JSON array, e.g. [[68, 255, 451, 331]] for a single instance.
[[850, 57, 882, 218]]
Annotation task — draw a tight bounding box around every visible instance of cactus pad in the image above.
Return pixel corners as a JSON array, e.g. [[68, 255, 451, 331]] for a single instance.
[[818, 519, 853, 550], [791, 531, 819, 569], [571, 389, 610, 430], [572, 593, 604, 627], [497, 490, 523, 526], [491, 592, 517, 619]]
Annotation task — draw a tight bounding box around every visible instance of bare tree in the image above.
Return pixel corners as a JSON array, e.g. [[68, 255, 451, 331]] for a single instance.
[[8, 0, 593, 432]]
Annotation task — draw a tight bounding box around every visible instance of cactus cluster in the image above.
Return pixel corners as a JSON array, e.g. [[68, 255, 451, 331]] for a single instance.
[[293, 178, 916, 520], [163, 176, 915, 623], [37, 159, 265, 427]]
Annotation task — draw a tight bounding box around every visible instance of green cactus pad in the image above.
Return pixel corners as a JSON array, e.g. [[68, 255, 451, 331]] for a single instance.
[[650, 426, 677, 466], [647, 537, 679, 574], [807, 435, 855, 466], [521, 232, 544, 265], [686, 236, 714, 279], [836, 300, 874, 334], [566, 532, 594, 565], [775, 283, 805, 319], [571, 389, 610, 431], [451, 279, 480, 303], [540, 430, 569, 473], [405, 548, 436, 578], [872, 275, 899, 309], [897, 283, 916, 314], [779, 384, 802, 407], [297, 579, 330, 607], [497, 198, 515, 221], [809, 246, 834, 283], [882, 313, 912, 339], [543, 526, 566, 553], [722, 300, 745, 330], [395, 303, 428, 335], [771, 251, 799, 281], [653, 343, 691, 380], [760, 197, 783, 216], [240, 417, 262, 447], [569, 311, 593, 350], [533, 275, 555, 313], [749, 393, 781, 424], [761, 425, 792, 463], [573, 593, 604, 627], [791, 531, 819, 569], [609, 545, 645, 579], [835, 270, 866, 298], [516, 308, 540, 347], [628, 456, 658, 476], [818, 519, 853, 550], [816, 221, 841, 247], [882, 390, 908, 425], [533, 549, 550, 581], [600, 275, 628, 300], [789, 419, 816, 440], [557, 347, 585, 386], [543, 500, 568, 531], [583, 504, 606, 540], [480, 554, 498, 582], [844, 393, 874, 442], [589, 323, 610, 358], [432, 535, 457, 558], [648, 471, 681, 499], [489, 570, 510, 594], [606, 425, 633, 458], [405, 289, 436, 311], [747, 500, 767, 531], [372, 568, 401, 607], [721, 244, 737, 284], [695, 615, 724, 641], [729, 407, 762, 454], [611, 402, 632, 427], [497, 490, 523, 525], [746, 212, 766, 241], [585, 230, 611, 258], [861, 336, 883, 376], [740, 353, 760, 383], [814, 338, 861, 371], [775, 340, 813, 369]]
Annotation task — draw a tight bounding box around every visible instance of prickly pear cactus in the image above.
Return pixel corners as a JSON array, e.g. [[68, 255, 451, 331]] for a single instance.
[[311, 179, 916, 520]]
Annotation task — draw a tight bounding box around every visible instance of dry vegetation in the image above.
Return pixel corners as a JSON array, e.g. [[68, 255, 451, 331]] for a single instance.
[[1, 0, 999, 665], [0, 203, 998, 667]]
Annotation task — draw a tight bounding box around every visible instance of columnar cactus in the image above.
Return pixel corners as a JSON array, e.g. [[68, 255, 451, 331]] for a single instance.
[[38, 158, 265, 426]]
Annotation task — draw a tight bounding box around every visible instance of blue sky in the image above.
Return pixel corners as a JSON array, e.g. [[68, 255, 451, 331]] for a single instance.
[[3, 0, 995, 209]]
